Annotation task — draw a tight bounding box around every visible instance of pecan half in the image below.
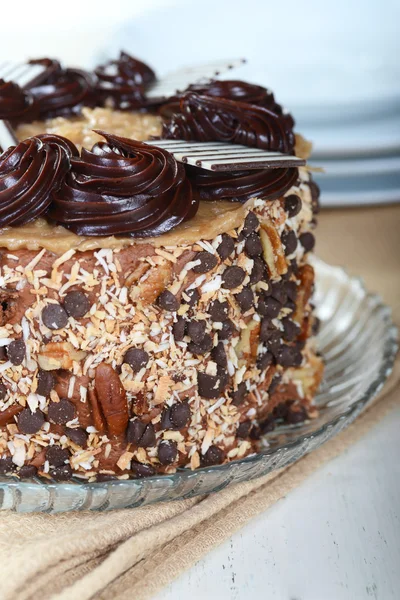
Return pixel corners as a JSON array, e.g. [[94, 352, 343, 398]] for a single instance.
[[94, 363, 129, 436], [88, 387, 106, 434]]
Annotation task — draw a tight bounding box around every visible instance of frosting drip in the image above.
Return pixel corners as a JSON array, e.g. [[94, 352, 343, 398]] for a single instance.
[[94, 51, 156, 110], [186, 165, 298, 203], [27, 59, 95, 119], [0, 80, 34, 121], [50, 131, 197, 237], [0, 135, 73, 227], [161, 92, 295, 153]]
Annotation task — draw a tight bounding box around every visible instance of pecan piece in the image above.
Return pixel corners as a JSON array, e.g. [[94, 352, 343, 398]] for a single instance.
[[129, 262, 173, 305], [88, 388, 106, 434], [235, 319, 260, 365], [0, 405, 23, 427], [38, 342, 87, 371], [293, 264, 314, 335], [260, 223, 288, 278], [94, 363, 129, 436]]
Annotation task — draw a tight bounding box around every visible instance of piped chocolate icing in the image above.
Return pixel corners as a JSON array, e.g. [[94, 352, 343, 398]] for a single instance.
[[0, 135, 73, 227], [50, 131, 197, 237], [94, 51, 156, 110], [186, 164, 298, 203], [0, 80, 34, 121], [27, 59, 95, 119], [161, 92, 295, 154]]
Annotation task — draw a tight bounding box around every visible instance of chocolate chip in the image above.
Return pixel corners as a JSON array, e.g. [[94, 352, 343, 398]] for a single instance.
[[285, 281, 298, 302], [18, 465, 37, 478], [285, 299, 296, 313], [268, 374, 282, 395], [139, 423, 156, 447], [281, 230, 298, 256], [219, 319, 235, 340], [36, 369, 55, 397], [131, 461, 156, 478], [63, 290, 91, 318], [242, 212, 259, 236], [48, 399, 75, 425], [245, 233, 262, 257], [42, 303, 69, 330], [286, 404, 308, 424], [235, 287, 254, 312], [211, 342, 227, 367], [249, 257, 266, 284], [222, 266, 245, 289], [0, 382, 7, 401], [160, 407, 173, 429], [308, 180, 321, 214], [64, 427, 88, 447], [123, 348, 149, 372], [17, 408, 45, 434], [257, 296, 281, 318], [157, 290, 179, 311], [236, 421, 252, 439], [158, 440, 178, 465], [270, 282, 288, 305], [187, 320, 206, 344], [46, 445, 69, 467], [299, 232, 315, 252], [198, 372, 224, 399], [6, 339, 26, 366], [259, 318, 275, 343], [0, 347, 6, 361], [231, 382, 248, 406], [257, 351, 274, 371], [217, 234, 235, 260], [170, 401, 191, 429], [50, 464, 73, 481], [265, 331, 282, 352], [275, 345, 303, 367], [273, 402, 289, 419], [201, 445, 224, 466], [184, 288, 200, 307], [192, 251, 218, 273], [96, 473, 118, 482], [188, 333, 213, 355], [284, 194, 302, 217], [312, 316, 321, 335], [126, 418, 146, 444], [0, 457, 15, 474], [282, 318, 300, 342], [172, 316, 186, 341], [259, 414, 276, 435], [209, 300, 229, 322]]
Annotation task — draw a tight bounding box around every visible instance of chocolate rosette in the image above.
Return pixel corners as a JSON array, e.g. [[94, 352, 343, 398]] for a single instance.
[[186, 164, 298, 204], [159, 80, 293, 127], [50, 131, 197, 237], [0, 79, 35, 121], [28, 63, 95, 119], [0, 135, 76, 227], [94, 51, 156, 110], [162, 92, 295, 154]]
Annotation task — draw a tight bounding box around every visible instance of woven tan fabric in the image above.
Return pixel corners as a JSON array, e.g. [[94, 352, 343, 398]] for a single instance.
[[0, 204, 399, 600]]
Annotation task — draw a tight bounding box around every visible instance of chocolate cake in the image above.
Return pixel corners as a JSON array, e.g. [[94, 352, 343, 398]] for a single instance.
[[0, 53, 323, 481]]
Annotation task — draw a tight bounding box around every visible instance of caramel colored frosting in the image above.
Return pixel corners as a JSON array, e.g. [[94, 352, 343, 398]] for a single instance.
[[0, 200, 253, 254]]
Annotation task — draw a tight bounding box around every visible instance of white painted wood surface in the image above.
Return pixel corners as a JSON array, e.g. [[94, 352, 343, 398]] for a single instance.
[[156, 407, 400, 600]]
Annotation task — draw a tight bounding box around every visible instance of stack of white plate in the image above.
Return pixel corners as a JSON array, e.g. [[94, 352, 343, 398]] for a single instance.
[[301, 110, 400, 208]]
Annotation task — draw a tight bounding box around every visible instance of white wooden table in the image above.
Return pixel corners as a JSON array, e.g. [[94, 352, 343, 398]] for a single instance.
[[156, 407, 400, 600]]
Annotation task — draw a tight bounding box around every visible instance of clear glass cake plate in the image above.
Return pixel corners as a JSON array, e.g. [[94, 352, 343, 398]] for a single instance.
[[0, 259, 397, 513]]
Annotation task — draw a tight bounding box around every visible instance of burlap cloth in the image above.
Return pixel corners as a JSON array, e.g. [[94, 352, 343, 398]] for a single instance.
[[0, 205, 399, 600]]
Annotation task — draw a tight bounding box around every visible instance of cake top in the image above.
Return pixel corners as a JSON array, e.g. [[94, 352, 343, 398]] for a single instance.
[[0, 52, 308, 243]]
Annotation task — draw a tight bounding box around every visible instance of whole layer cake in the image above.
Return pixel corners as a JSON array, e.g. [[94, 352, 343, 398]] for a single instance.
[[0, 55, 323, 481]]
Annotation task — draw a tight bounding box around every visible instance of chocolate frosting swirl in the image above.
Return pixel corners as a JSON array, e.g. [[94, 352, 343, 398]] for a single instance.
[[0, 79, 35, 121], [186, 165, 298, 204], [27, 59, 95, 119], [159, 80, 292, 124], [94, 51, 156, 110], [162, 92, 295, 153], [0, 135, 74, 227], [50, 131, 197, 237]]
